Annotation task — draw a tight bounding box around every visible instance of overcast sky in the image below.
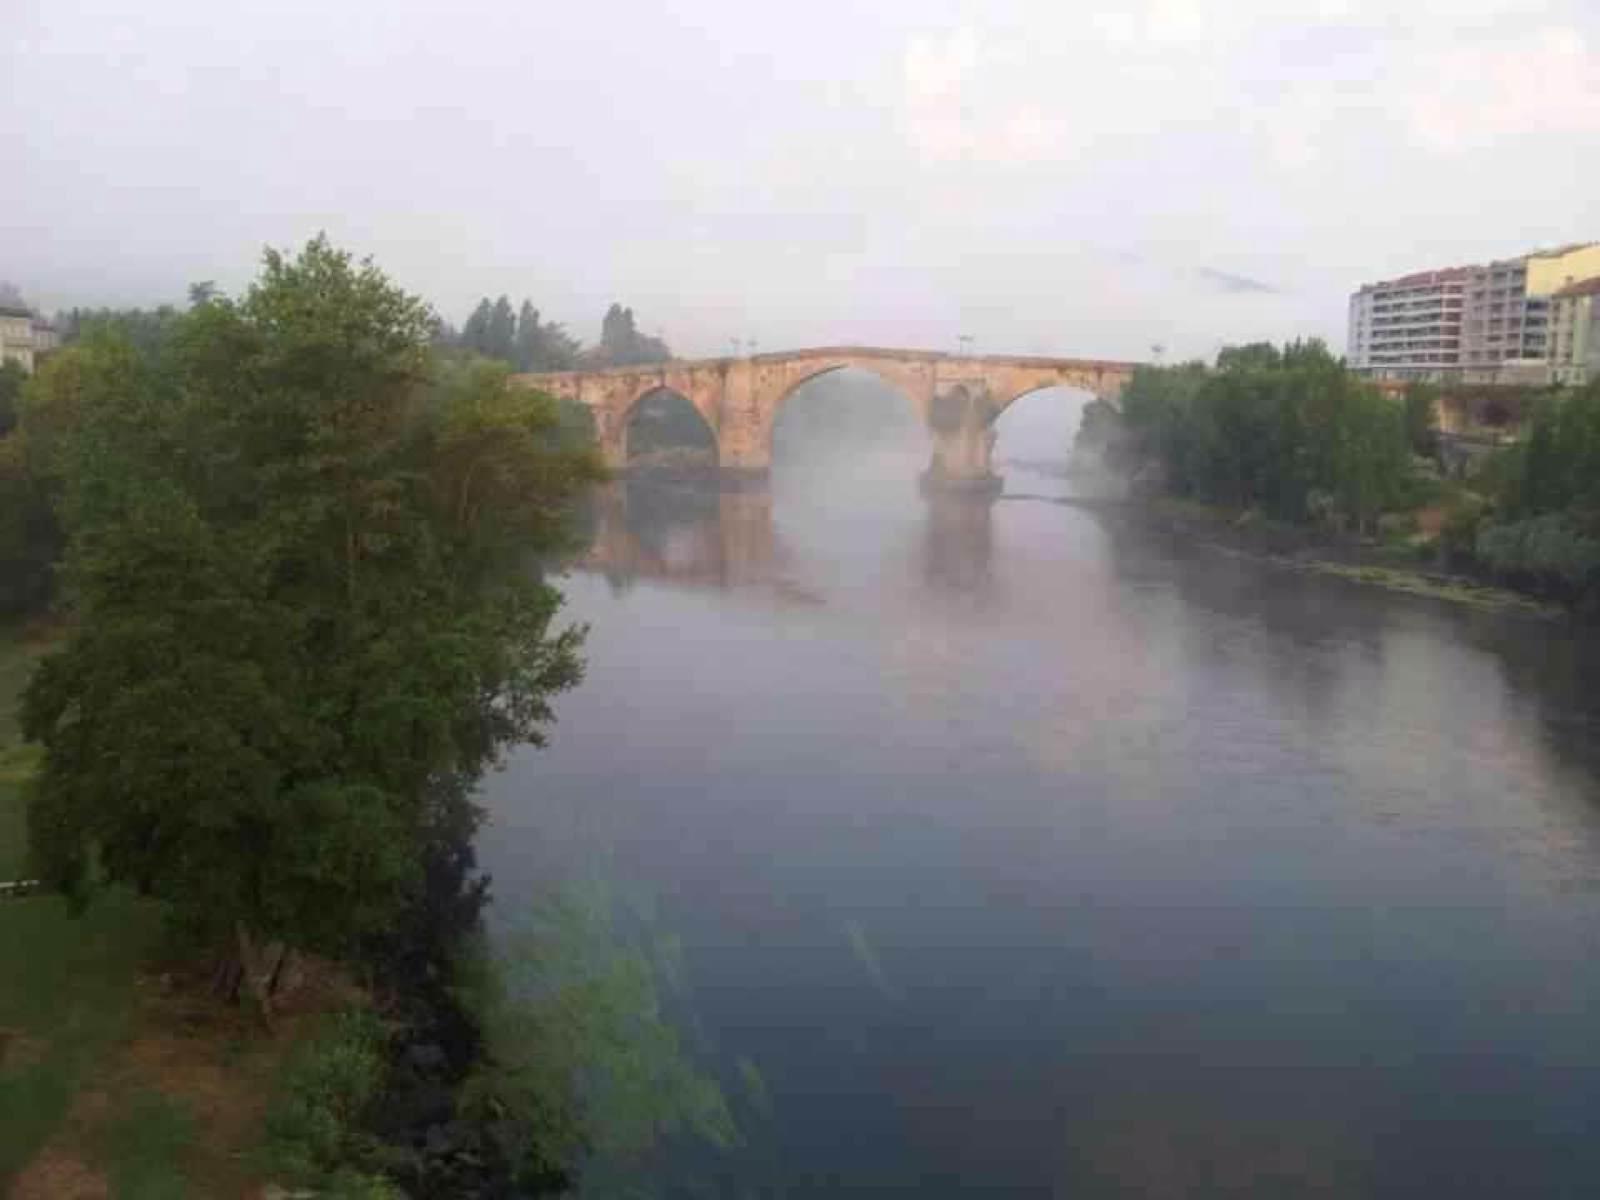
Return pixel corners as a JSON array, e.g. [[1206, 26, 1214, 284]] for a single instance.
[[5, 0, 1598, 360]]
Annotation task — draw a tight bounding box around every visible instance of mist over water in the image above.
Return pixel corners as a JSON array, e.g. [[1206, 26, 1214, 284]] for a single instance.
[[480, 376, 1600, 1197]]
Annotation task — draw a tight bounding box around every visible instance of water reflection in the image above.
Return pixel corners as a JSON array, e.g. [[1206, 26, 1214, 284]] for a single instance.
[[489, 467, 1600, 1198], [585, 480, 786, 594], [582, 476, 1000, 607]]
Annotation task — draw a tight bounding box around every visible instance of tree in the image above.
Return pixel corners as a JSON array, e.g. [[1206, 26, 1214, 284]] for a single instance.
[[486, 295, 517, 363], [515, 300, 541, 372], [1215, 342, 1281, 373], [1403, 382, 1439, 458], [594, 303, 669, 367], [21, 238, 602, 1016], [0, 359, 24, 436], [461, 299, 493, 355], [1108, 344, 1412, 529], [56, 304, 184, 358]]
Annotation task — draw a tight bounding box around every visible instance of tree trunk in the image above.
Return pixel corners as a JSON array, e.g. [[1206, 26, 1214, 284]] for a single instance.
[[236, 921, 277, 1030]]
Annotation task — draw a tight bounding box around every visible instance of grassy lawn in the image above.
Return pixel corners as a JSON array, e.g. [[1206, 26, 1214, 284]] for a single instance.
[[0, 623, 359, 1197], [0, 624, 190, 1195]]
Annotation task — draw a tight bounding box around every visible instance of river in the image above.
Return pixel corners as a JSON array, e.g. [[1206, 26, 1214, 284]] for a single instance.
[[477, 398, 1600, 1198]]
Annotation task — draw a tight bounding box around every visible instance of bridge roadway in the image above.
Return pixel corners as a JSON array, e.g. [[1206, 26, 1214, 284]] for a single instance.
[[514, 345, 1140, 487]]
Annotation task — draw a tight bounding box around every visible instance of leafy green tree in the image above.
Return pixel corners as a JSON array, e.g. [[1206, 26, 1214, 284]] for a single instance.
[[56, 305, 184, 359], [21, 238, 602, 1012], [1215, 342, 1281, 372], [1474, 379, 1600, 607], [0, 359, 25, 436], [487, 295, 517, 363], [1403, 383, 1440, 457], [1107, 343, 1411, 530]]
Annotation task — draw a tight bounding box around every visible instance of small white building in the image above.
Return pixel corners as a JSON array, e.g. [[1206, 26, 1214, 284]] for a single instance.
[[0, 304, 55, 373]]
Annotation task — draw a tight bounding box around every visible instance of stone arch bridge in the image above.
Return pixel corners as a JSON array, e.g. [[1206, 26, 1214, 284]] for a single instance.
[[513, 346, 1139, 486]]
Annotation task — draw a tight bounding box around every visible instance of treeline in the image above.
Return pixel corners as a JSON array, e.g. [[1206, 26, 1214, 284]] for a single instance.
[[448, 296, 670, 372], [1468, 380, 1600, 610], [1084, 341, 1600, 612], [1090, 340, 1412, 533]]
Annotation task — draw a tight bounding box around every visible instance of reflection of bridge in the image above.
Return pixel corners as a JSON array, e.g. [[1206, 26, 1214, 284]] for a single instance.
[[585, 484, 782, 591], [516, 346, 1138, 487], [583, 481, 997, 599]]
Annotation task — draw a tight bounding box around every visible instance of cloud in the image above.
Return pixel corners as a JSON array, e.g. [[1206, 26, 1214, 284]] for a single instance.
[[1196, 267, 1282, 295], [899, 29, 1070, 166], [1402, 26, 1600, 151]]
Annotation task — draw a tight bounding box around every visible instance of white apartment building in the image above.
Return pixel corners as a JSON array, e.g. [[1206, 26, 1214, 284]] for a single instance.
[[1347, 268, 1468, 380]]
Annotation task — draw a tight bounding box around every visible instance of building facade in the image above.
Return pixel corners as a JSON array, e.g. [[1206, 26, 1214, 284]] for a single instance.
[[1348, 243, 1600, 385], [1347, 268, 1467, 380], [0, 304, 57, 373], [1550, 277, 1600, 387]]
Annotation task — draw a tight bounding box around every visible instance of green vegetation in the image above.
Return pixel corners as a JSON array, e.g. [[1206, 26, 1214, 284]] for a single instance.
[[97, 1089, 197, 1200], [262, 1010, 397, 1197], [0, 888, 165, 1182], [627, 389, 716, 465], [20, 240, 600, 1020], [1468, 379, 1600, 610], [0, 240, 617, 1193], [1110, 340, 1411, 533], [452, 295, 668, 371], [1096, 344, 1600, 614], [1403, 381, 1440, 458]]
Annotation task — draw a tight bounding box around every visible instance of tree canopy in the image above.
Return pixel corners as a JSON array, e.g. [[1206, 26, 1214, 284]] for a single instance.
[[21, 237, 602, 966], [1111, 340, 1411, 532]]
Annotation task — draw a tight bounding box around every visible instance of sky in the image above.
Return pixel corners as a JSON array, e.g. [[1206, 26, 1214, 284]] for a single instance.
[[4, 0, 1598, 362]]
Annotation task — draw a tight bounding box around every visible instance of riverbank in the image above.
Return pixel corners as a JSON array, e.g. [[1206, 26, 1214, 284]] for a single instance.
[[1, 621, 589, 1198], [1069, 496, 1564, 617]]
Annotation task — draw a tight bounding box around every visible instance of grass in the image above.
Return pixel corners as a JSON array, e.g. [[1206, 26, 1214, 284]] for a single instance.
[[0, 621, 172, 1191], [97, 1089, 197, 1200], [0, 888, 166, 1184]]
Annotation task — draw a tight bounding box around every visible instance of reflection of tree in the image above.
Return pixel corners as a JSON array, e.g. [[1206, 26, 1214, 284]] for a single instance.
[[921, 492, 994, 596]]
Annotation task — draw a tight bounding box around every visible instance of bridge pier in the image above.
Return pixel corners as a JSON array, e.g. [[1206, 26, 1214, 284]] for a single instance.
[[922, 381, 1002, 494]]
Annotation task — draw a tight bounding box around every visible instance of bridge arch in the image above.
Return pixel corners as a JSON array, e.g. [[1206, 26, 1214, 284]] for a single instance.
[[764, 362, 928, 468], [619, 384, 719, 466], [995, 371, 1123, 420]]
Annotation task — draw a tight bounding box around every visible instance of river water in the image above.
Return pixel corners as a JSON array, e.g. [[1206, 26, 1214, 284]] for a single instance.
[[479, 412, 1600, 1198]]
